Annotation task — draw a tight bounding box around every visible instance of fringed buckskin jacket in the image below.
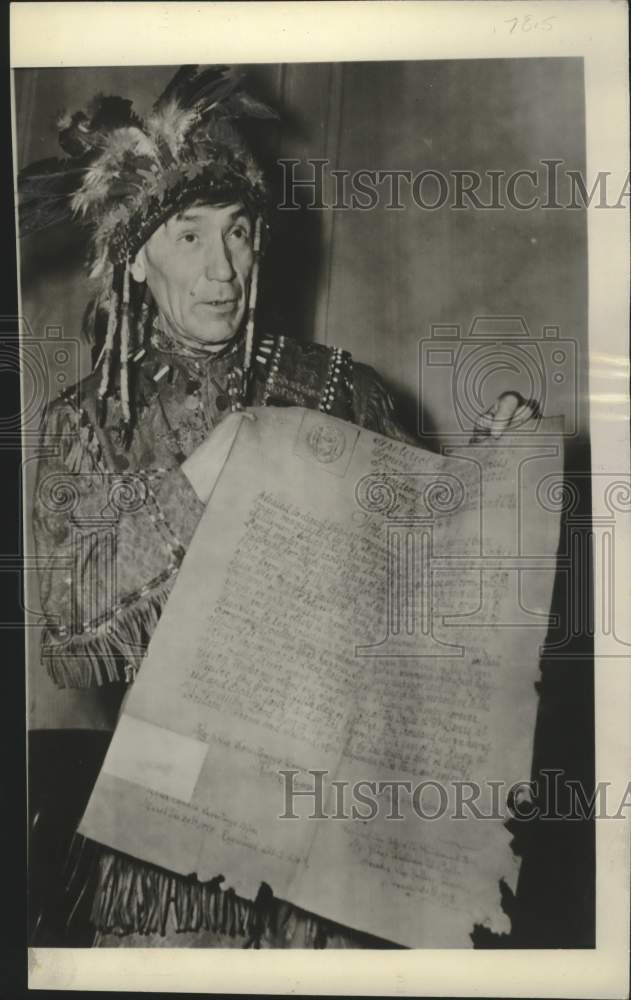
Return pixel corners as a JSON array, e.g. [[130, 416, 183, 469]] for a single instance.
[[34, 328, 415, 949]]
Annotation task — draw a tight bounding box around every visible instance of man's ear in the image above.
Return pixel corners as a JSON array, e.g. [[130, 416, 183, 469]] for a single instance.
[[130, 248, 147, 284]]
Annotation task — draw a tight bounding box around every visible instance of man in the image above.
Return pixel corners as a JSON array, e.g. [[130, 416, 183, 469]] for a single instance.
[[22, 66, 534, 947]]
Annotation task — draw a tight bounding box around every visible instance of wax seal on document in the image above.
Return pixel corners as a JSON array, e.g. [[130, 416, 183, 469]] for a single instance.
[[306, 422, 346, 464]]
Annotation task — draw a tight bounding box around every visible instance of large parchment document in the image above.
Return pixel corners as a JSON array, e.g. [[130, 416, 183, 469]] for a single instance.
[[80, 406, 564, 947]]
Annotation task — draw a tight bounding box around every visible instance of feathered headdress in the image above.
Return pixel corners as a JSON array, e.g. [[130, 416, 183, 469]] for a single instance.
[[18, 66, 278, 444]]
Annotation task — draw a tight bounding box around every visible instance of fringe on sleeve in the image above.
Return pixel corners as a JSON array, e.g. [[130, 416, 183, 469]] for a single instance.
[[34, 394, 195, 689], [42, 573, 176, 687]]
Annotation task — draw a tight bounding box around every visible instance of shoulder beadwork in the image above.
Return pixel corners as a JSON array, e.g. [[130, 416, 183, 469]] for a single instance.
[[253, 334, 355, 421]]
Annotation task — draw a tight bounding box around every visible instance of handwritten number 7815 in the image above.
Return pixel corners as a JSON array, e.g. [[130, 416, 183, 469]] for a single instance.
[[505, 15, 556, 33]]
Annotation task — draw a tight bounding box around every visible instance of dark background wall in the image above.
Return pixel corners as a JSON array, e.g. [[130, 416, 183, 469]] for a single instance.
[[15, 59, 587, 729]]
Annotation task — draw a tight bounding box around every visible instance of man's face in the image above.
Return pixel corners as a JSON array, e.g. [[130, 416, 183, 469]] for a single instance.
[[131, 203, 254, 351]]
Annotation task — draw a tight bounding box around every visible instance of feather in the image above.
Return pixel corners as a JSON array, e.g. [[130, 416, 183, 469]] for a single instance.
[[88, 250, 111, 282], [18, 159, 87, 234], [57, 112, 95, 156], [193, 70, 244, 112], [86, 94, 140, 131], [154, 65, 201, 109], [19, 159, 86, 185], [155, 64, 235, 111], [146, 100, 201, 159], [18, 201, 70, 235], [57, 96, 142, 158], [153, 64, 273, 123], [70, 127, 158, 217]]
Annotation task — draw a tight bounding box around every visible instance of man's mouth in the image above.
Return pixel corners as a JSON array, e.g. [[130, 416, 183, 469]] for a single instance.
[[197, 297, 238, 313]]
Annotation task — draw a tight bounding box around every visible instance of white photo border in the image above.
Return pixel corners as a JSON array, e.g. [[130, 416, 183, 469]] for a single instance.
[[12, 1, 630, 996]]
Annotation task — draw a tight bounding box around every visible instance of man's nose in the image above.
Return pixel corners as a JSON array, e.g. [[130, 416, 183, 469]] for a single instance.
[[203, 237, 235, 282]]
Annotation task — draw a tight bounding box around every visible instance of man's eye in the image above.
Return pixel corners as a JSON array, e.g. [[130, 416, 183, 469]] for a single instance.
[[179, 232, 199, 244], [228, 225, 250, 243]]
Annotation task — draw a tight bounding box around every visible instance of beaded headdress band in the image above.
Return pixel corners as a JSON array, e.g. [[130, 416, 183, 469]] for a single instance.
[[18, 65, 277, 444]]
